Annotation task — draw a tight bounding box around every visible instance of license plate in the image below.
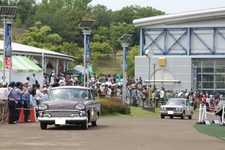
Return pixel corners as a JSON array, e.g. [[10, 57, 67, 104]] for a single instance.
[[168, 111, 174, 114], [55, 118, 66, 125]]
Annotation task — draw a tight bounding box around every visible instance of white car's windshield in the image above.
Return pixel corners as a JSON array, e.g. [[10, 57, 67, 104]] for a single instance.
[[48, 88, 88, 100], [167, 99, 186, 106]]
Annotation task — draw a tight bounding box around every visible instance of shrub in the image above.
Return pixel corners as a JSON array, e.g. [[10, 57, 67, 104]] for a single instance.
[[97, 97, 130, 116]]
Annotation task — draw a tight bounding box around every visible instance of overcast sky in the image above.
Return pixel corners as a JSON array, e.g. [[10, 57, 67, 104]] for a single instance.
[[89, 0, 225, 14]]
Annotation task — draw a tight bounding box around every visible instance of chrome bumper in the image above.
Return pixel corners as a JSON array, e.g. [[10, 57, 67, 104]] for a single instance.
[[38, 116, 88, 124], [160, 111, 182, 115]]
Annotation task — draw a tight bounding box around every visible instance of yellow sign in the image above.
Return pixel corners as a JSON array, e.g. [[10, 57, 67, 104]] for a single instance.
[[158, 57, 166, 66]]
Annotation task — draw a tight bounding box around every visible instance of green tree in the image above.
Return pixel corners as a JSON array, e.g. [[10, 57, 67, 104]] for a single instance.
[[109, 22, 135, 68], [127, 45, 139, 77], [22, 21, 62, 50]]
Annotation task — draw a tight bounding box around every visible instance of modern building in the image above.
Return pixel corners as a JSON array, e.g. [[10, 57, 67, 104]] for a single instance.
[[133, 7, 225, 95]]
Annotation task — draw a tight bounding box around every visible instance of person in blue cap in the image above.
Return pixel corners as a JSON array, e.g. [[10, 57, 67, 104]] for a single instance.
[[6, 81, 18, 124]]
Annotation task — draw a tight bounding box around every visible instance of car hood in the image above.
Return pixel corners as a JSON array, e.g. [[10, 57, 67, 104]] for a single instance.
[[44, 99, 85, 110], [161, 105, 183, 108]]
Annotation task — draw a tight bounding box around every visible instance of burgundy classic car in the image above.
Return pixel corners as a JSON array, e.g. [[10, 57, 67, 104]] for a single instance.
[[38, 86, 100, 130]]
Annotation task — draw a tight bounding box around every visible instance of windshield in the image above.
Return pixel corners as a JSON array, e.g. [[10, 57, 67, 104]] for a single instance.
[[167, 99, 186, 106], [48, 88, 88, 100]]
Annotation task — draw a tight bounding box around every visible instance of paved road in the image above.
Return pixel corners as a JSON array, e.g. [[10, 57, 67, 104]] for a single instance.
[[0, 113, 224, 150]]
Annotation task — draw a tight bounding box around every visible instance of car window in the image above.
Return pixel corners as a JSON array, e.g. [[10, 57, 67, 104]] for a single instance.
[[186, 101, 189, 106], [167, 99, 186, 106], [92, 91, 95, 100], [88, 90, 94, 100], [48, 88, 88, 100]]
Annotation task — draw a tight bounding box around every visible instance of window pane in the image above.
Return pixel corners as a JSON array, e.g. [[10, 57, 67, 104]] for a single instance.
[[216, 60, 225, 73], [202, 60, 214, 73], [197, 75, 201, 81], [216, 74, 225, 82], [202, 74, 214, 81], [202, 82, 214, 88], [216, 82, 225, 89], [197, 82, 202, 89]]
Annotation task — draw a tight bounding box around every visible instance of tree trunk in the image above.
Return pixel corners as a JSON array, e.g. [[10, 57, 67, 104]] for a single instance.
[[113, 52, 116, 68]]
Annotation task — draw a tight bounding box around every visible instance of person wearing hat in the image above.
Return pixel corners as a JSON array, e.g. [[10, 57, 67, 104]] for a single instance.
[[6, 81, 18, 124], [0, 82, 8, 124]]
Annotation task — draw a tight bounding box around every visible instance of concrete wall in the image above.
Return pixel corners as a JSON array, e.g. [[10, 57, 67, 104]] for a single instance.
[[135, 56, 192, 91]]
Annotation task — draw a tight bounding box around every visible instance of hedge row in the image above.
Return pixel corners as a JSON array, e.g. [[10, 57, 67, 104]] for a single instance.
[[98, 98, 130, 116]]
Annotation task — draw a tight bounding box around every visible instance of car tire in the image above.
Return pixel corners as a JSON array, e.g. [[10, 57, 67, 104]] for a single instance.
[[161, 114, 165, 119], [170, 116, 173, 119], [40, 122, 47, 130], [188, 114, 192, 119], [82, 120, 88, 130], [181, 112, 185, 119], [55, 124, 60, 127]]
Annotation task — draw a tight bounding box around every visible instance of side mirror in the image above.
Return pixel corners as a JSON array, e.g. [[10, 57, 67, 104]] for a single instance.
[[85, 97, 89, 100]]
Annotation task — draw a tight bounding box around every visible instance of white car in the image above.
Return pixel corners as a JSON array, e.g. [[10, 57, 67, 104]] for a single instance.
[[160, 98, 194, 119]]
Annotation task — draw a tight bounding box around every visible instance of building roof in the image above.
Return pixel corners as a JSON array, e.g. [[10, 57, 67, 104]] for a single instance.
[[133, 7, 225, 27], [0, 40, 75, 61]]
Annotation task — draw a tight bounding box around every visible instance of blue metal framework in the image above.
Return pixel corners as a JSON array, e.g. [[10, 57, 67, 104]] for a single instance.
[[140, 27, 225, 56]]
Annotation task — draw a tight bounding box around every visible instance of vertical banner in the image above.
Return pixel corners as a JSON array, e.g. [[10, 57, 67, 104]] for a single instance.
[[42, 53, 44, 70], [194, 67, 197, 80], [89, 64, 92, 75], [5, 58, 10, 69], [86, 35, 90, 62], [5, 22, 12, 57]]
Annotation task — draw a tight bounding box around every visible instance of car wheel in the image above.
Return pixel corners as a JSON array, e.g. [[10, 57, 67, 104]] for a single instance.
[[40, 122, 47, 130], [181, 112, 185, 119], [92, 117, 98, 126], [188, 114, 192, 119], [82, 120, 88, 130], [55, 124, 60, 127], [161, 114, 165, 119], [170, 116, 173, 119]]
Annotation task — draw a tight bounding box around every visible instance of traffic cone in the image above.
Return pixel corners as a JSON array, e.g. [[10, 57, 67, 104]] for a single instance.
[[30, 107, 36, 122], [19, 107, 25, 123], [6, 110, 10, 123]]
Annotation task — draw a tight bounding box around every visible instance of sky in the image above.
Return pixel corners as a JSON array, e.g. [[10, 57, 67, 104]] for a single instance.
[[89, 0, 225, 14]]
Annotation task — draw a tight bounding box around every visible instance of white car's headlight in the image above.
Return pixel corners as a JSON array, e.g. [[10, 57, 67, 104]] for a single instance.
[[75, 103, 85, 110], [161, 107, 164, 111], [39, 103, 48, 110]]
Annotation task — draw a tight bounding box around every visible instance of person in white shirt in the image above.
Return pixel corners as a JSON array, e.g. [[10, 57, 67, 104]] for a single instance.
[[51, 73, 55, 84], [35, 84, 43, 106], [107, 86, 112, 98], [31, 74, 37, 85], [160, 88, 165, 106]]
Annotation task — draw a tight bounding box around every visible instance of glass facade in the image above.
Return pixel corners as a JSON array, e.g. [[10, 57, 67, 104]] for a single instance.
[[196, 59, 225, 95]]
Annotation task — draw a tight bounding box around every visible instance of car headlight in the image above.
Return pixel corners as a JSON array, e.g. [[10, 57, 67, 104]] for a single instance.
[[161, 107, 164, 111], [75, 103, 85, 110], [39, 103, 48, 110]]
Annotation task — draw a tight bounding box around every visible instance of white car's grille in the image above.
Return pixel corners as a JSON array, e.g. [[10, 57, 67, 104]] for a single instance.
[[166, 108, 176, 111]]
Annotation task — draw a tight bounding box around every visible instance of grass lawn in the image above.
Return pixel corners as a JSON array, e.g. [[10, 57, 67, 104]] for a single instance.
[[193, 123, 225, 141], [101, 107, 161, 118]]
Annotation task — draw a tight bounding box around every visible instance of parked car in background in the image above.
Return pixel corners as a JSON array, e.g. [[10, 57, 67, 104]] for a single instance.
[[160, 98, 193, 119], [38, 86, 100, 130]]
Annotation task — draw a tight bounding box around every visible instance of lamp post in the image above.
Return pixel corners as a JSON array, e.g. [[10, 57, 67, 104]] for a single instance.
[[145, 49, 154, 106], [152, 62, 157, 91], [117, 34, 133, 105], [78, 19, 95, 87], [0, 6, 17, 83]]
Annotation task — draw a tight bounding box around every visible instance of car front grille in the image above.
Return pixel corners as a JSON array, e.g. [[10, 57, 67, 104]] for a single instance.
[[166, 108, 176, 111], [49, 111, 78, 117]]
